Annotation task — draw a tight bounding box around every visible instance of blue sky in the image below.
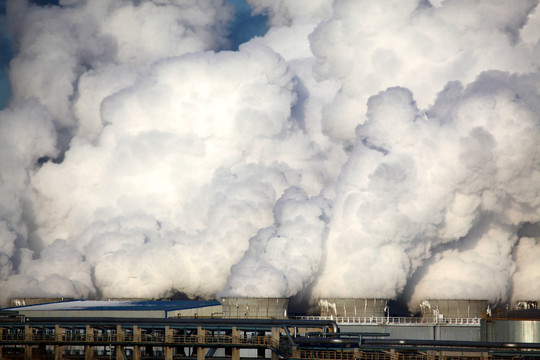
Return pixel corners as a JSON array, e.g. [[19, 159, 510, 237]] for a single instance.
[[226, 0, 268, 49]]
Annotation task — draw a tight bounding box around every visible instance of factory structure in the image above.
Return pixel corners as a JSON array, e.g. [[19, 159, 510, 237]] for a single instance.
[[1, 297, 539, 359]]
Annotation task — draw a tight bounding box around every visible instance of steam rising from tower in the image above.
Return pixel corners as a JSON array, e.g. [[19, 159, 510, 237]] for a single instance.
[[0, 0, 539, 309]]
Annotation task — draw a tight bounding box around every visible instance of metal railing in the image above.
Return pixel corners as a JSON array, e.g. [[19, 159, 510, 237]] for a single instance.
[[483, 309, 540, 321], [0, 332, 275, 346], [292, 350, 492, 360], [293, 316, 481, 326], [0, 328, 535, 360]]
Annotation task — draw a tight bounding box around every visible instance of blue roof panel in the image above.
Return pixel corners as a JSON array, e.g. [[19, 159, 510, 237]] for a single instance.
[[3, 299, 221, 312]]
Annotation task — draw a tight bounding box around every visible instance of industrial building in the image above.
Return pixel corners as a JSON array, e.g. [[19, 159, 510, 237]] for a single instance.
[[4, 299, 223, 319], [1, 297, 539, 360]]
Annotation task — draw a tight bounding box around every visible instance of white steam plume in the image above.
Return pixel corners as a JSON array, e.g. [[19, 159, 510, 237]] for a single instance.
[[7, 0, 233, 143], [220, 187, 328, 297], [309, 0, 539, 145], [314, 71, 540, 304], [0, 0, 539, 310], [512, 237, 540, 304]]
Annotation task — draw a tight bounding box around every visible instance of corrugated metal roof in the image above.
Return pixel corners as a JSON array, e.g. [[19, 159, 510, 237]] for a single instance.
[[3, 299, 221, 312]]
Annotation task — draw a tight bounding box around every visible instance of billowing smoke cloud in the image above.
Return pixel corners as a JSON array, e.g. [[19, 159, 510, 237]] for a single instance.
[[0, 0, 539, 310], [310, 0, 539, 145], [512, 236, 540, 303], [314, 70, 540, 305], [220, 187, 328, 297], [6, 0, 234, 145]]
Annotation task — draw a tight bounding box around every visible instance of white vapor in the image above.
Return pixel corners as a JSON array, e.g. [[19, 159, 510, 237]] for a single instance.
[[0, 0, 539, 310], [314, 70, 540, 304]]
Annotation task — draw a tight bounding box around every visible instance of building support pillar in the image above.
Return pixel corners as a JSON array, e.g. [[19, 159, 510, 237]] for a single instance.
[[24, 325, 32, 360], [132, 325, 142, 360], [165, 326, 174, 360], [85, 325, 94, 360], [271, 327, 280, 360], [54, 325, 63, 360], [116, 325, 125, 360], [197, 326, 206, 360], [231, 326, 240, 360]]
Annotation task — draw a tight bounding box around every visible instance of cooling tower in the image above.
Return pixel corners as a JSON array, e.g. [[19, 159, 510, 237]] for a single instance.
[[419, 299, 488, 319], [318, 298, 388, 317], [219, 297, 289, 319]]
